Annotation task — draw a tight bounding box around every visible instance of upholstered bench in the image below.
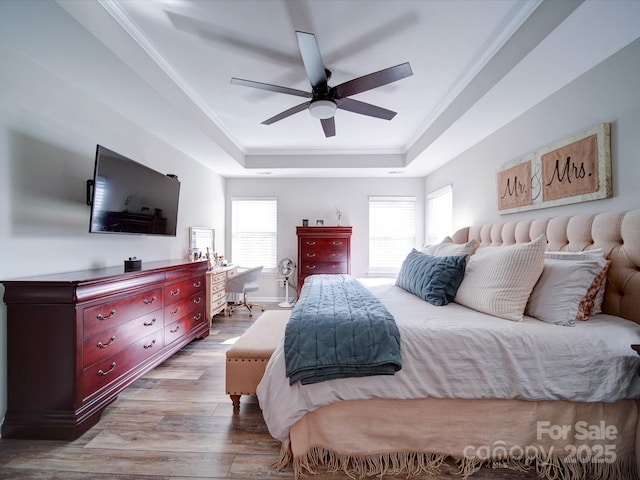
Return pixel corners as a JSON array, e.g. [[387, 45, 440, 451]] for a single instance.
[[225, 309, 291, 411]]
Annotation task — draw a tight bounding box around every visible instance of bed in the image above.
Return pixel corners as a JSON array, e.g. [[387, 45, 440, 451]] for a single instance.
[[257, 209, 640, 479]]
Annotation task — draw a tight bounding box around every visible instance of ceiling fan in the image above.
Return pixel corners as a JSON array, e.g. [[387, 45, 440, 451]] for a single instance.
[[231, 31, 413, 137]]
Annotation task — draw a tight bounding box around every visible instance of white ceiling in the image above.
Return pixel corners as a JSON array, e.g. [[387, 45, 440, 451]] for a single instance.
[[15, 1, 640, 177]]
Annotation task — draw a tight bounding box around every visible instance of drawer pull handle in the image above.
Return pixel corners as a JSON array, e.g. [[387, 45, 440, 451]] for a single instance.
[[193, 313, 202, 321], [143, 296, 157, 305], [306, 241, 316, 245], [170, 288, 181, 296], [143, 318, 156, 326], [97, 336, 116, 349], [193, 297, 201, 305], [170, 307, 180, 315], [306, 253, 316, 258], [307, 265, 316, 270], [193, 281, 201, 288], [96, 309, 116, 321], [143, 339, 156, 349], [97, 362, 116, 376], [170, 325, 181, 334], [332, 241, 343, 246]]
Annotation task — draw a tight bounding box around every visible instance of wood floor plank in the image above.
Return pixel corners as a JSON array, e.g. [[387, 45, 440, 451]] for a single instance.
[[154, 413, 270, 435], [227, 454, 292, 479], [95, 412, 165, 431], [118, 388, 231, 403], [3, 447, 235, 478], [107, 399, 219, 417], [142, 368, 206, 380], [85, 430, 280, 455]]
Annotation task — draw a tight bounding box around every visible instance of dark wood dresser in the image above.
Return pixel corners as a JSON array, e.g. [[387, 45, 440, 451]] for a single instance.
[[1, 259, 209, 440], [296, 226, 352, 297]]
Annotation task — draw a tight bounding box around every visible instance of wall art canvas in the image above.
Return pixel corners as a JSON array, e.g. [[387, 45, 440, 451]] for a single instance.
[[497, 123, 611, 214], [497, 160, 532, 211]]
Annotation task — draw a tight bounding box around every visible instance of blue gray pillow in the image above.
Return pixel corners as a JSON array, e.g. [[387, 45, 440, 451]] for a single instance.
[[396, 249, 467, 306]]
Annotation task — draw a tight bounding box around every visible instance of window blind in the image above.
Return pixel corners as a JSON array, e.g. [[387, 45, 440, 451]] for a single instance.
[[426, 185, 453, 245], [369, 196, 416, 274], [231, 197, 277, 269]]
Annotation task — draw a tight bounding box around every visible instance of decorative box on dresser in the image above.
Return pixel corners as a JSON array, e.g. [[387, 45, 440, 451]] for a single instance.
[[296, 226, 352, 297], [1, 259, 209, 440], [205, 265, 237, 324]]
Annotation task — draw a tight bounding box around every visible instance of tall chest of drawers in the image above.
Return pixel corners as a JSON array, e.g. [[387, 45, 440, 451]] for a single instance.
[[1, 260, 209, 440], [296, 226, 352, 297]]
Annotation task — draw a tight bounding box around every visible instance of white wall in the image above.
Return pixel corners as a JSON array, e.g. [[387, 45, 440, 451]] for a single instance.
[[0, 34, 226, 434], [425, 38, 640, 229], [225, 177, 425, 300]]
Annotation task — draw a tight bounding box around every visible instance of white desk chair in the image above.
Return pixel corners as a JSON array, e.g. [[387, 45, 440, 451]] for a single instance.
[[227, 266, 264, 316]]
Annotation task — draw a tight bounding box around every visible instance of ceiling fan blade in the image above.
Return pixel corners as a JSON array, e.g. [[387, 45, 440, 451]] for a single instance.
[[320, 117, 336, 137], [231, 78, 312, 98], [336, 98, 396, 120], [262, 101, 310, 125], [296, 31, 328, 90], [333, 62, 413, 98]]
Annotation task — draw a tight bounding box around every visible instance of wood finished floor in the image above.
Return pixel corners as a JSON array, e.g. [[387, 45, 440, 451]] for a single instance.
[[0, 304, 540, 480]]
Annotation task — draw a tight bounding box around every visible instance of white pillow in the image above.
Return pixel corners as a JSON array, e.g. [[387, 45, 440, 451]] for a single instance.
[[454, 235, 546, 321], [422, 237, 478, 258], [543, 249, 607, 316], [526, 255, 608, 326]]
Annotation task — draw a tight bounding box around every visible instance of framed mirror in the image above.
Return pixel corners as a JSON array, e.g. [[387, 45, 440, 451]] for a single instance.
[[189, 227, 215, 258]]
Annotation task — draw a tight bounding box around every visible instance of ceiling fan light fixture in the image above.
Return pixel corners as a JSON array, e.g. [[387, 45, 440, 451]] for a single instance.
[[308, 100, 337, 119]]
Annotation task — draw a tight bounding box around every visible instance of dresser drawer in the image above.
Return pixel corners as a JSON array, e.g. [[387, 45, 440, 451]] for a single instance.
[[164, 308, 205, 345], [83, 288, 162, 337], [165, 276, 204, 305], [300, 237, 348, 251], [209, 271, 227, 285], [82, 309, 163, 368], [300, 261, 348, 275], [210, 279, 226, 295], [82, 329, 163, 399], [210, 287, 227, 304], [164, 291, 203, 322], [209, 296, 227, 315], [300, 247, 348, 262]]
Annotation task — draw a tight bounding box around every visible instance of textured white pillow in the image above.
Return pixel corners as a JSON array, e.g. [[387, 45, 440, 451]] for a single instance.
[[525, 256, 608, 326], [422, 237, 478, 258], [543, 249, 607, 316], [421, 243, 438, 255], [454, 235, 546, 321]]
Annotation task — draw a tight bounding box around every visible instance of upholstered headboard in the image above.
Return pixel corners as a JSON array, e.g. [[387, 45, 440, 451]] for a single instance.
[[451, 210, 640, 324]]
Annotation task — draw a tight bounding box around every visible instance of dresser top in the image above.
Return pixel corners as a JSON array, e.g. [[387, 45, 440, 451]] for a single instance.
[[3, 259, 209, 305], [3, 259, 208, 284], [296, 226, 352, 235]]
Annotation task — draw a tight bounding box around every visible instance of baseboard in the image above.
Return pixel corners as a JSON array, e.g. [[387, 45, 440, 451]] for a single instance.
[[250, 296, 293, 303]]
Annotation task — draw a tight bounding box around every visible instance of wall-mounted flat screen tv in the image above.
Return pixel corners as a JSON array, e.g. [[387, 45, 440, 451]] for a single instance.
[[88, 145, 180, 236]]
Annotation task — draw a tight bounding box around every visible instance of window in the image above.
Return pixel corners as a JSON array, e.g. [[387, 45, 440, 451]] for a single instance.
[[369, 196, 416, 275], [426, 184, 453, 245], [231, 197, 277, 269]]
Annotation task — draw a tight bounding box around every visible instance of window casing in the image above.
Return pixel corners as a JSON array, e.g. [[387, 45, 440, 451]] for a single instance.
[[426, 184, 453, 246], [369, 196, 416, 276], [231, 197, 277, 269]]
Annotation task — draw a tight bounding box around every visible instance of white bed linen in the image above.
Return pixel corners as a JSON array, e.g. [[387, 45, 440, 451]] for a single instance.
[[257, 279, 640, 442]]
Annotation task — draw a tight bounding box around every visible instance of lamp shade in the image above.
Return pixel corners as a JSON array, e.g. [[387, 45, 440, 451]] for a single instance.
[[308, 100, 337, 119]]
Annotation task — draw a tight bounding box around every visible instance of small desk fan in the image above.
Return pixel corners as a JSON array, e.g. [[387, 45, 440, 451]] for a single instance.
[[278, 257, 296, 308]]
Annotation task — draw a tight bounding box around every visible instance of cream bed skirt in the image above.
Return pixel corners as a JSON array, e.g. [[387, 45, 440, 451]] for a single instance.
[[280, 397, 639, 479]]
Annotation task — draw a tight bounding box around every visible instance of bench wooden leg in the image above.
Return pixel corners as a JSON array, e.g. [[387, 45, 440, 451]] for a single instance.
[[230, 394, 241, 412]]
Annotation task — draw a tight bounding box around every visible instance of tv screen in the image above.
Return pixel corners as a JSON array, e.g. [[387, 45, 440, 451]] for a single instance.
[[88, 145, 180, 236]]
